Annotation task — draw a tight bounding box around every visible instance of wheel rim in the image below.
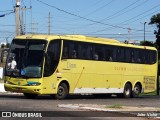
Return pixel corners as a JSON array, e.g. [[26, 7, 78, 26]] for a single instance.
[[124, 84, 131, 97], [134, 86, 140, 95], [58, 86, 64, 96], [125, 88, 130, 96]]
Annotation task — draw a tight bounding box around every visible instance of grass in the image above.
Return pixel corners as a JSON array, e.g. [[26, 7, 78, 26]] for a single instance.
[[106, 104, 123, 109]]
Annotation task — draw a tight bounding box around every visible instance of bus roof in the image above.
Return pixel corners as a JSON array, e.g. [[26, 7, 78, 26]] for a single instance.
[[15, 34, 119, 43], [14, 34, 157, 51]]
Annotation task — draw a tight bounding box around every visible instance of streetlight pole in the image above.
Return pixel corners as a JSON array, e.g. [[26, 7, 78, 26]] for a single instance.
[[144, 22, 147, 42]]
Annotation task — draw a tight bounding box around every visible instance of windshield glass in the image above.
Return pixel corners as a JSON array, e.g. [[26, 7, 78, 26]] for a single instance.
[[5, 39, 47, 78]]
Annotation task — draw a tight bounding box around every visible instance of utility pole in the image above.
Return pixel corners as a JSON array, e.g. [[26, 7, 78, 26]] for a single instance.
[[144, 22, 147, 42], [21, 6, 31, 35], [48, 12, 51, 35], [128, 27, 131, 41], [15, 0, 20, 36], [21, 7, 25, 35], [31, 22, 38, 34]]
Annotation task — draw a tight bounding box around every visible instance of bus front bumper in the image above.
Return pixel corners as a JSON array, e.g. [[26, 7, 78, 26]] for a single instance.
[[4, 83, 42, 94]]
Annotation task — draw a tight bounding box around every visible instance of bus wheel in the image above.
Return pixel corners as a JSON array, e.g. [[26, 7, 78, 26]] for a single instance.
[[55, 83, 68, 99], [23, 93, 38, 99], [132, 84, 141, 98], [123, 83, 132, 98]]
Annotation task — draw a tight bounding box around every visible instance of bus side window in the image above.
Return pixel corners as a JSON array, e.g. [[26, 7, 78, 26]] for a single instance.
[[105, 47, 113, 61], [117, 48, 124, 62], [149, 50, 156, 64], [93, 44, 106, 61], [62, 47, 68, 59], [131, 51, 135, 63], [98, 46, 105, 61], [125, 48, 131, 63], [112, 47, 117, 62], [62, 41, 69, 59], [72, 49, 77, 58], [78, 42, 92, 60], [151, 51, 156, 64]]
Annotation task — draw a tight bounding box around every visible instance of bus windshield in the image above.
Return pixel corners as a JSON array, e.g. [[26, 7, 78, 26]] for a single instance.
[[5, 39, 47, 78]]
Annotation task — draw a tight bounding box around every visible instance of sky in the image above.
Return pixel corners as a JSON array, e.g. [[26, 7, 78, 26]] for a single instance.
[[0, 0, 159, 43]]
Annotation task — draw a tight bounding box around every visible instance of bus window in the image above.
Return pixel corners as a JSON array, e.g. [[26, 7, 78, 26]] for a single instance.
[[105, 46, 113, 61], [68, 42, 78, 59], [62, 41, 69, 59], [125, 48, 131, 63], [149, 50, 156, 64], [79, 43, 92, 60], [131, 50, 135, 63], [117, 48, 125, 62], [112, 47, 117, 62], [44, 40, 61, 77], [93, 44, 105, 61], [62, 47, 68, 59]]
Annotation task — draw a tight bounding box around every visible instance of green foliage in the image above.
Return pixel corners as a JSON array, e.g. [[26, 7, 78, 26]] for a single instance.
[[140, 41, 155, 47], [149, 13, 160, 48], [1, 44, 5, 48], [6, 43, 10, 48], [149, 13, 160, 25]]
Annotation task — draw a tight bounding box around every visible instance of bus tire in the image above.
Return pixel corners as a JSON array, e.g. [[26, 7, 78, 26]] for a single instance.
[[55, 83, 68, 99], [23, 93, 38, 99], [132, 84, 141, 98], [123, 83, 132, 98]]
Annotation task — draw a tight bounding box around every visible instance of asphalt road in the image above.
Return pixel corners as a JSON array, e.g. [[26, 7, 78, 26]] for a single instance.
[[0, 93, 159, 120]]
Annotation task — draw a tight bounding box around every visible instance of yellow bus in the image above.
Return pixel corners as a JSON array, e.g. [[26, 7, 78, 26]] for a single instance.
[[4, 34, 158, 99]]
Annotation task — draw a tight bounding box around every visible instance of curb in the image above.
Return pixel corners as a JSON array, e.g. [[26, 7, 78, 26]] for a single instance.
[[0, 83, 6, 92]]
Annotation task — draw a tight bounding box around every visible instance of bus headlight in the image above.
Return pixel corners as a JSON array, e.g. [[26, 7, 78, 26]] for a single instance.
[[28, 82, 41, 86]]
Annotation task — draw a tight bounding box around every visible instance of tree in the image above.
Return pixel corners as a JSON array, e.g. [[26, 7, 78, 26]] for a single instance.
[[140, 41, 155, 47], [1, 44, 5, 48], [149, 13, 160, 47], [6, 43, 10, 48], [149, 13, 160, 95]]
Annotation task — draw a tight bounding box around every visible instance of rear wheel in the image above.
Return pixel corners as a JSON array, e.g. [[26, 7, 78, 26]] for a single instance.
[[123, 83, 132, 98], [23, 93, 38, 99], [55, 83, 69, 99], [132, 84, 141, 98]]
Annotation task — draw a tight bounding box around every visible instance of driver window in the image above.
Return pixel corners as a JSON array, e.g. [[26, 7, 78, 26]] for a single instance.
[[44, 40, 61, 77]]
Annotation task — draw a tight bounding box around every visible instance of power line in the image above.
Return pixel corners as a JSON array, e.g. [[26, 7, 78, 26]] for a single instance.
[[102, 0, 149, 21], [77, 0, 148, 29], [0, 10, 13, 12], [90, 2, 160, 34], [36, 0, 143, 31], [0, 11, 15, 17], [84, 0, 115, 17], [0, 24, 15, 26], [98, 0, 140, 21], [58, 0, 115, 24], [118, 3, 160, 25], [125, 8, 160, 24]]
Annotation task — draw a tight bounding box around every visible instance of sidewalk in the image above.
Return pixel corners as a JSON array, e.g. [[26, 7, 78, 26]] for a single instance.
[[0, 83, 6, 92]]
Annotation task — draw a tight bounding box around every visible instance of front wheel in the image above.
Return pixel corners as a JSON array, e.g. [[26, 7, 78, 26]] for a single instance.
[[55, 83, 69, 99]]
